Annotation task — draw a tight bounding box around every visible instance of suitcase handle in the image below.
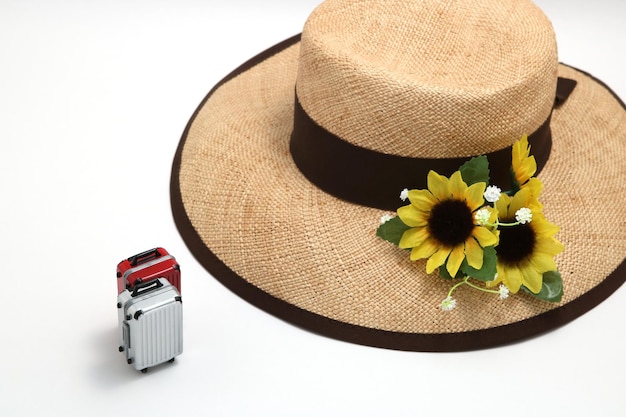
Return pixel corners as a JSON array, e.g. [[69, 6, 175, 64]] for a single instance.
[[128, 248, 162, 267], [131, 279, 163, 297]]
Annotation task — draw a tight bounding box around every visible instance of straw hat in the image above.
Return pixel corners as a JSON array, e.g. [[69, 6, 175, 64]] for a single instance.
[[171, 0, 626, 351]]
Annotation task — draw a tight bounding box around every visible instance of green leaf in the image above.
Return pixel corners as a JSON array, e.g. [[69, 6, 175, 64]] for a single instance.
[[438, 266, 453, 280], [438, 265, 464, 280], [459, 245, 497, 281], [522, 270, 563, 302], [376, 216, 411, 246], [459, 155, 490, 186], [508, 168, 520, 195]]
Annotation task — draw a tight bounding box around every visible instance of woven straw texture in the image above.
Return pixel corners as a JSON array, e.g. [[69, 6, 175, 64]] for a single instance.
[[296, 0, 557, 157], [175, 0, 626, 338]]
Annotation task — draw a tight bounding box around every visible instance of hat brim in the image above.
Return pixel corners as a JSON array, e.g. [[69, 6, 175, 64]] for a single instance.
[[171, 34, 626, 351]]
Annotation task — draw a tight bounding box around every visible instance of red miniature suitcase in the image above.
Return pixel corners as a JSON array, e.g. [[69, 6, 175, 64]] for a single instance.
[[117, 247, 181, 294]]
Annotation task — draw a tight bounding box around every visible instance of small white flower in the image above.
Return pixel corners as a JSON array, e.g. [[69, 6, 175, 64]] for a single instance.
[[515, 207, 533, 224], [440, 296, 457, 311], [483, 185, 502, 203], [498, 284, 510, 300], [380, 214, 394, 224], [474, 208, 491, 225], [400, 188, 409, 201]]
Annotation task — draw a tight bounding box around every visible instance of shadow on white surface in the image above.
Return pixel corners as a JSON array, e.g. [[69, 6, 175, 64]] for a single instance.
[[88, 326, 139, 387]]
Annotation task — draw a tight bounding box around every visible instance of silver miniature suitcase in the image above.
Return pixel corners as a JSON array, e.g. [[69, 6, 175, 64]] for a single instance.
[[117, 278, 183, 373]]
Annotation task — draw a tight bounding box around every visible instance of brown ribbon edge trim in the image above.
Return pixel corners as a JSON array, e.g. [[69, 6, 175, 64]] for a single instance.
[[170, 34, 626, 352]]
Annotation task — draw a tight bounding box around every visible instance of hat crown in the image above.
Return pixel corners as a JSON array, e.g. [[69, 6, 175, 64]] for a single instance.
[[295, 0, 558, 158]]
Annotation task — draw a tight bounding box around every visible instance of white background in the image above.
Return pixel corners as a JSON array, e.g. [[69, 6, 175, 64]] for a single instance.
[[1, 1, 625, 416]]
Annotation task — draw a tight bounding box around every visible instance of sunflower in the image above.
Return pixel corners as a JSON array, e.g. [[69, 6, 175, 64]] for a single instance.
[[397, 170, 499, 277], [512, 135, 535, 185], [512, 135, 543, 198], [487, 186, 564, 293]]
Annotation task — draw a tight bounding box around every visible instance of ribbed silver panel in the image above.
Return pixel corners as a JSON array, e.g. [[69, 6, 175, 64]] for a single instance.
[[137, 301, 183, 369]]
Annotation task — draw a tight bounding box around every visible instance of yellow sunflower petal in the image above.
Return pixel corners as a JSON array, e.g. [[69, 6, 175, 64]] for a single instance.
[[465, 182, 487, 211], [499, 264, 523, 293], [399, 226, 430, 249], [534, 237, 564, 257], [448, 171, 467, 200], [487, 206, 499, 224], [464, 237, 484, 270], [446, 244, 465, 277], [485, 272, 503, 288], [516, 158, 536, 185], [532, 217, 560, 238], [407, 189, 438, 210], [397, 205, 428, 227], [509, 187, 532, 213], [472, 226, 498, 247], [512, 135, 536, 184], [522, 177, 544, 202], [495, 192, 511, 218], [427, 170, 450, 201], [512, 135, 529, 163], [528, 252, 558, 275], [426, 246, 452, 274], [520, 262, 543, 294], [409, 237, 439, 261]]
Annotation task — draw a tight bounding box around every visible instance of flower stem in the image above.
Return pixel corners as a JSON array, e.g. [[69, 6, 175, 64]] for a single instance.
[[463, 279, 499, 294], [447, 276, 500, 298], [447, 278, 468, 298], [481, 220, 520, 228], [497, 221, 521, 227]]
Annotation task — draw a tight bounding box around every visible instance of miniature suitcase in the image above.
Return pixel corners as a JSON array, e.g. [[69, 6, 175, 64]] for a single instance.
[[117, 278, 183, 373], [116, 247, 181, 294]]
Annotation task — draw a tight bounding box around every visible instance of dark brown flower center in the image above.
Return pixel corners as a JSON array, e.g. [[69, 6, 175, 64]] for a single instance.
[[496, 221, 536, 265], [428, 199, 474, 247]]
